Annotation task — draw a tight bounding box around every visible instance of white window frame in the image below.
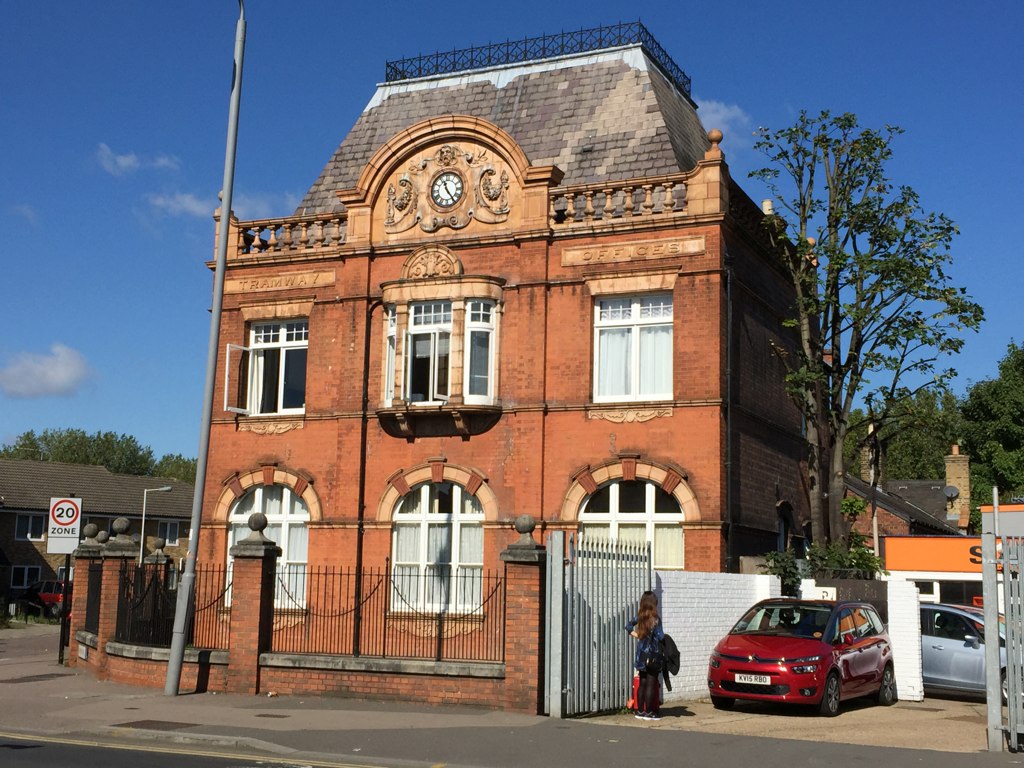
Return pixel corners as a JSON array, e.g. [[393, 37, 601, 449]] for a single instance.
[[391, 482, 484, 612], [16, 514, 46, 541], [579, 479, 685, 569], [227, 484, 310, 607], [11, 565, 42, 589], [225, 319, 309, 416], [593, 293, 673, 403], [157, 520, 180, 546], [463, 300, 496, 405], [384, 305, 397, 407], [404, 302, 452, 405]]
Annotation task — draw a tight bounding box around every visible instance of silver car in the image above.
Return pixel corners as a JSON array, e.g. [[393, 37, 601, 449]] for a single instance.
[[920, 603, 1006, 701]]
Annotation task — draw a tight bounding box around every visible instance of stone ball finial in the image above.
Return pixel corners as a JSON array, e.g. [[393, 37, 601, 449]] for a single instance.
[[83, 523, 99, 539], [707, 128, 723, 147], [248, 512, 269, 533], [153, 537, 167, 551], [97, 531, 110, 544], [112, 517, 130, 536], [514, 514, 536, 535]]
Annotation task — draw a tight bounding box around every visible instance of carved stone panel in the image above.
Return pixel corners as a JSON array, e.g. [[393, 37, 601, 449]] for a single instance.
[[383, 143, 511, 235]]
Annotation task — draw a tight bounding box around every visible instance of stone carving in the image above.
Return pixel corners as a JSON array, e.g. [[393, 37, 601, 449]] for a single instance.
[[401, 245, 464, 280], [384, 143, 511, 235], [588, 409, 672, 423], [238, 420, 304, 435]]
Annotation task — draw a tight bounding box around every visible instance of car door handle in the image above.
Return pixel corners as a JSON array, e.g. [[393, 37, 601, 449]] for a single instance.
[[932, 645, 944, 650]]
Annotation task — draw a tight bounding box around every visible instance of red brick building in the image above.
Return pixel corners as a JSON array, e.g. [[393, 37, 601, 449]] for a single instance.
[[197, 24, 805, 591]]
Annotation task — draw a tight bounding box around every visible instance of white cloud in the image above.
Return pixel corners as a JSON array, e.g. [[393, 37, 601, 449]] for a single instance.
[[12, 204, 38, 224], [0, 344, 91, 398], [233, 192, 303, 221], [146, 192, 212, 217], [695, 98, 754, 152], [152, 154, 181, 171], [96, 143, 140, 176]]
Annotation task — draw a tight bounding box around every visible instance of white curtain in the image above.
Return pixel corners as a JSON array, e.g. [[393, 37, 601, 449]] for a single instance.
[[638, 324, 672, 396], [598, 327, 631, 397], [654, 525, 684, 568]]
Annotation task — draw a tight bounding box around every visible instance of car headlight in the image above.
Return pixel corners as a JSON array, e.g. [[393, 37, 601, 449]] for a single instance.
[[788, 655, 822, 674], [709, 651, 721, 669]]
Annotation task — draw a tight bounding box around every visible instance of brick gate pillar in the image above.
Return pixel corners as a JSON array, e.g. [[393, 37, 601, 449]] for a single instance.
[[226, 512, 280, 695], [68, 523, 102, 667], [500, 514, 546, 714], [94, 517, 138, 678]]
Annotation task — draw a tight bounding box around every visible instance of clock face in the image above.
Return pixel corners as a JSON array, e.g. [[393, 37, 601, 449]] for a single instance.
[[430, 171, 464, 208]]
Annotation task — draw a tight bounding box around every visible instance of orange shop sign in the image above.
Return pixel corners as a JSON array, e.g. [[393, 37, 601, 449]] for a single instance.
[[884, 536, 985, 573]]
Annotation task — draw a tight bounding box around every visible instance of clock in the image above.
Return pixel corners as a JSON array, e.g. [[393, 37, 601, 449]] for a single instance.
[[430, 171, 464, 208]]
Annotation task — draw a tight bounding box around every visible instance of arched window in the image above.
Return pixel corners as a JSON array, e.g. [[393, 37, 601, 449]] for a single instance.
[[228, 484, 309, 605], [392, 481, 483, 611], [579, 480, 684, 569]]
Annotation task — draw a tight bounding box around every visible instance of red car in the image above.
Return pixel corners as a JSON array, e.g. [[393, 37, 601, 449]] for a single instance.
[[707, 599, 896, 716]]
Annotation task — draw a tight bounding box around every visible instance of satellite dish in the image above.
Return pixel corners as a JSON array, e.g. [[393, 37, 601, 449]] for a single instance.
[[943, 485, 960, 501]]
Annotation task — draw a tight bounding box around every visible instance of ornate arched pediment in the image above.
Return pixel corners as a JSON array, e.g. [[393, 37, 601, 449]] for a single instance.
[[384, 141, 512, 235], [400, 245, 464, 280]]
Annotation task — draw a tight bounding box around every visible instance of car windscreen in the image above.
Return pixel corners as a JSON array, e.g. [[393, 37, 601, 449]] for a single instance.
[[731, 603, 833, 639]]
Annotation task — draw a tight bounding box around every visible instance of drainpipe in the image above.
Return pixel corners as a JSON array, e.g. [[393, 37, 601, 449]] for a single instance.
[[354, 257, 382, 655], [724, 249, 736, 572]]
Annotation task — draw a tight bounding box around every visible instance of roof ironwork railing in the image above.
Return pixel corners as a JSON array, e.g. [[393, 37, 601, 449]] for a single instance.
[[384, 21, 691, 97]]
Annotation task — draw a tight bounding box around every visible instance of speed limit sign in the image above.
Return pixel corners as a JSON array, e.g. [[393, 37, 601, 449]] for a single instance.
[[48, 497, 82, 554]]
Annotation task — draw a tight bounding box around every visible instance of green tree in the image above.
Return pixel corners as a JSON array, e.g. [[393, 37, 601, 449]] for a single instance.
[[843, 390, 963, 479], [1, 428, 195, 483], [753, 111, 983, 546], [153, 453, 198, 484], [961, 342, 1024, 508]]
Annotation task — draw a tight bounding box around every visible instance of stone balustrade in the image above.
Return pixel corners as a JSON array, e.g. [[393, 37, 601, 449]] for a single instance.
[[234, 213, 348, 257], [549, 173, 691, 227]]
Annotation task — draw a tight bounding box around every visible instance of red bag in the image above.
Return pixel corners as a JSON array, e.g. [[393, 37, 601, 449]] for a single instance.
[[627, 674, 640, 710]]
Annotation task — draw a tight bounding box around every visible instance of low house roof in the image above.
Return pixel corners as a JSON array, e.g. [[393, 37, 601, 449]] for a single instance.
[[0, 458, 193, 521], [845, 474, 960, 535]]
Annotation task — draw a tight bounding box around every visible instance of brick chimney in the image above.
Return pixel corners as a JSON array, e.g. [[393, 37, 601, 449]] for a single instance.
[[944, 444, 971, 529]]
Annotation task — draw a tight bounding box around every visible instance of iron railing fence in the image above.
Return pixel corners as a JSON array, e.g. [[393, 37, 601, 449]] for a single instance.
[[385, 21, 691, 97], [84, 561, 102, 634], [115, 561, 178, 647], [189, 564, 231, 651], [272, 563, 505, 663]]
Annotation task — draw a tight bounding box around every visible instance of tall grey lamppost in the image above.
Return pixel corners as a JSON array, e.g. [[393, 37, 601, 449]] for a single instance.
[[140, 486, 173, 564]]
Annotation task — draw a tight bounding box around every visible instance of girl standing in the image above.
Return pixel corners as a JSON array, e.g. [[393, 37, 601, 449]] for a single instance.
[[626, 590, 665, 721]]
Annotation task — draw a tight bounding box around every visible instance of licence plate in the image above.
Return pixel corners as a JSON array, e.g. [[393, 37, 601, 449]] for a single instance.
[[735, 673, 771, 685]]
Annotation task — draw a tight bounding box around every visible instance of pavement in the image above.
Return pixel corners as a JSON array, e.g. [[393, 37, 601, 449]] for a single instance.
[[0, 621, 1017, 768]]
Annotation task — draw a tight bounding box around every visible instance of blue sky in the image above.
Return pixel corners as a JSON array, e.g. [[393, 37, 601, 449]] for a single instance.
[[2, 1, 1021, 459]]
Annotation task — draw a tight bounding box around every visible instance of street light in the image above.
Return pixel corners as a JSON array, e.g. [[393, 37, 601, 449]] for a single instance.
[[140, 486, 173, 564]]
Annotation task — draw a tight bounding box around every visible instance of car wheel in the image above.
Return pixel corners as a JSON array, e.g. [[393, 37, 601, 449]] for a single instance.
[[818, 672, 841, 717], [711, 696, 734, 711], [876, 663, 897, 706]]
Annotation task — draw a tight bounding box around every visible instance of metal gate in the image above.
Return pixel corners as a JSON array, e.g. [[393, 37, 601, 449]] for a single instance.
[[1001, 537, 1024, 750], [544, 531, 651, 717]]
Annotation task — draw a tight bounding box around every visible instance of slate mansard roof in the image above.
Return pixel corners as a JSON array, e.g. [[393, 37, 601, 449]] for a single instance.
[[0, 459, 193, 521], [297, 24, 710, 216]]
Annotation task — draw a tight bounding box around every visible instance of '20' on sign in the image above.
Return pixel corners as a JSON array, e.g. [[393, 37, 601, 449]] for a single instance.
[[50, 498, 81, 532]]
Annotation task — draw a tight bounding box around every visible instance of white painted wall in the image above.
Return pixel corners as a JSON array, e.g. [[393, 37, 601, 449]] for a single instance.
[[651, 571, 923, 702], [655, 570, 780, 700]]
